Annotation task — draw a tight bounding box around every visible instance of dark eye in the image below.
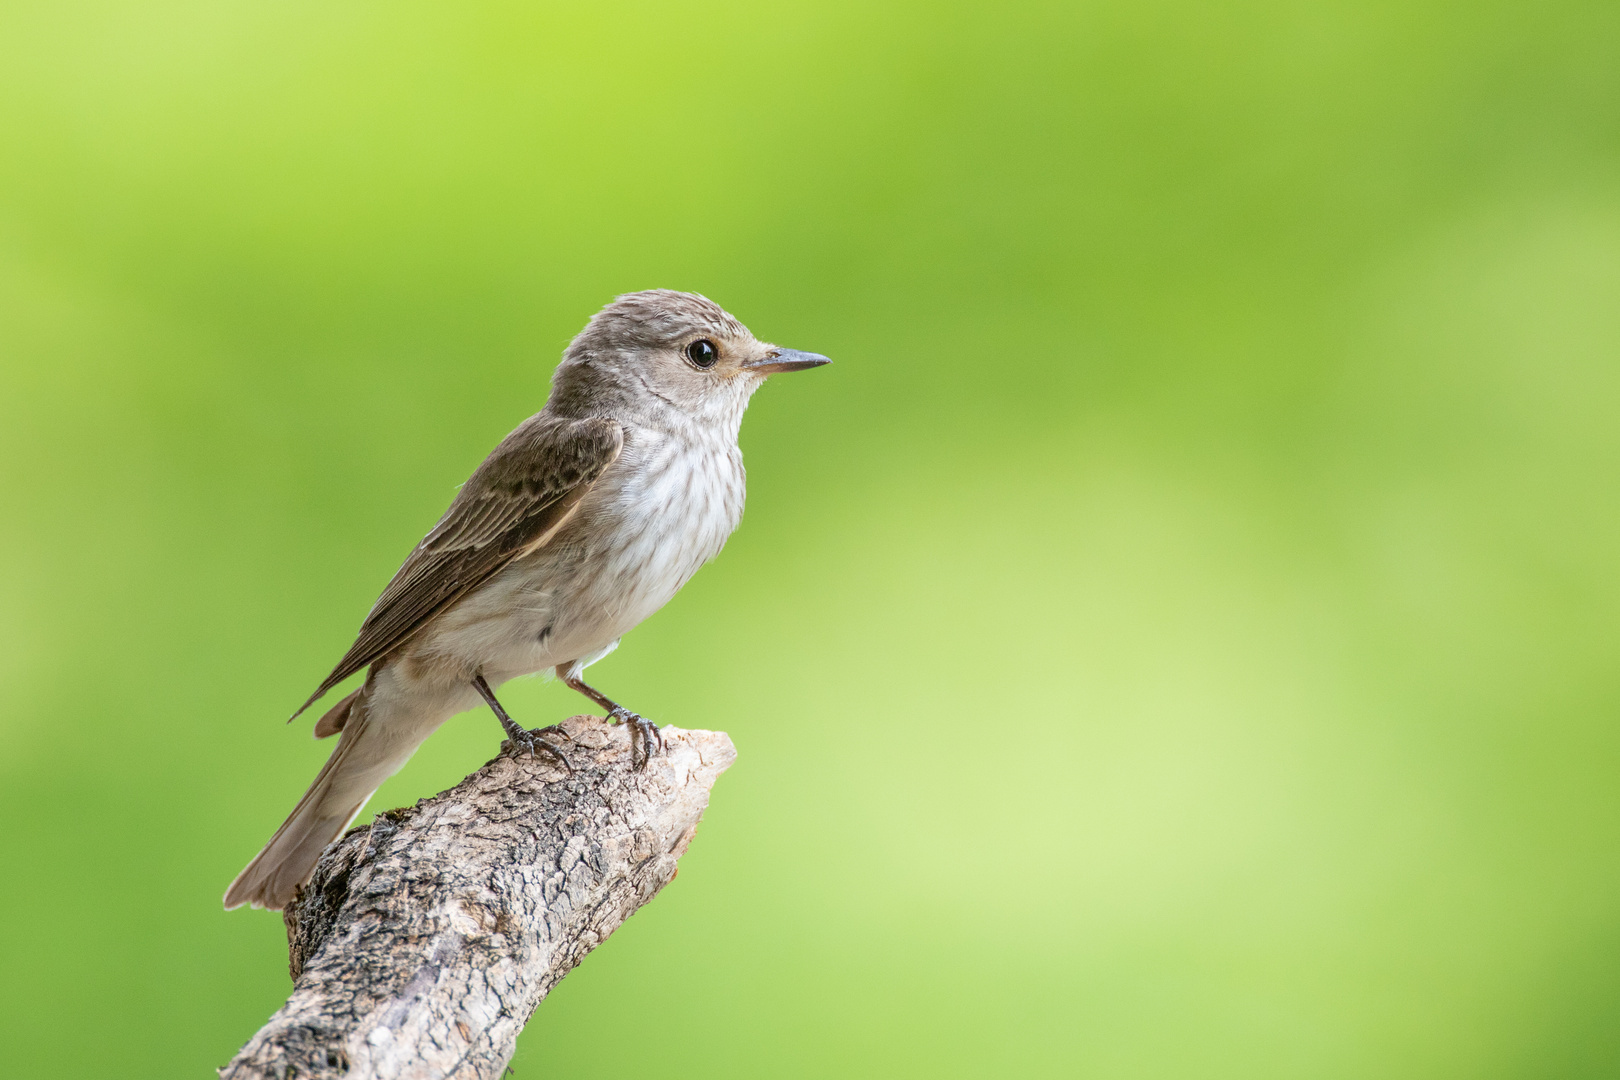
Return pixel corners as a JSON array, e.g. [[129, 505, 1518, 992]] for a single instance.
[[685, 339, 718, 368]]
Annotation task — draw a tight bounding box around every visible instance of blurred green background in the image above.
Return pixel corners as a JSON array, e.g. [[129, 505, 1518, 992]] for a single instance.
[[2, 0, 1619, 1075]]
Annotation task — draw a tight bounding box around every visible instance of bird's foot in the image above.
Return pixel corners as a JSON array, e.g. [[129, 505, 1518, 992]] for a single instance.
[[607, 707, 663, 771], [475, 673, 571, 772], [504, 724, 572, 772]]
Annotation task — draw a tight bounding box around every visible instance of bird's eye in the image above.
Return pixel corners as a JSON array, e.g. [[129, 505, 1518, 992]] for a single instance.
[[685, 339, 718, 368]]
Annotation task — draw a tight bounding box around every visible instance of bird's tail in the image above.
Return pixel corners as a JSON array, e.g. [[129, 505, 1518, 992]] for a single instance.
[[224, 687, 428, 911]]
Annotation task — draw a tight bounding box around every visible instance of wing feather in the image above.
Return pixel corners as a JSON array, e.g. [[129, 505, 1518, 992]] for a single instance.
[[291, 414, 623, 718]]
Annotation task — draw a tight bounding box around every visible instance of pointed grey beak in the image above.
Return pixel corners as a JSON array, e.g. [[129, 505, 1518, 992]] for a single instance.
[[744, 348, 832, 375]]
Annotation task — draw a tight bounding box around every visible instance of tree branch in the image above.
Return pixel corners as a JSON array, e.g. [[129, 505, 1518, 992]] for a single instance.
[[220, 713, 736, 1080]]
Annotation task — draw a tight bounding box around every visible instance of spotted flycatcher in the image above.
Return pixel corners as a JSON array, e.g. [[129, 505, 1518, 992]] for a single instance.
[[225, 290, 829, 910]]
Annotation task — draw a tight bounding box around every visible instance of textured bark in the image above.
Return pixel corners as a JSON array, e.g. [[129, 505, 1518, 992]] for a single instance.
[[221, 714, 735, 1080]]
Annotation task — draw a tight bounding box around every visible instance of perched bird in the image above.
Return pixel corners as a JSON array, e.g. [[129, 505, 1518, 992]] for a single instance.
[[224, 290, 829, 911]]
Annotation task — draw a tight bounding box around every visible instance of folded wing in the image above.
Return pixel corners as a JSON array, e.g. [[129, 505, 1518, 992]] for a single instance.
[[292, 414, 623, 718]]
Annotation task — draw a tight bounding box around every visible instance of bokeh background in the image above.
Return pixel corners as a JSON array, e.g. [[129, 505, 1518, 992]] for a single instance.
[[3, 0, 1619, 1076]]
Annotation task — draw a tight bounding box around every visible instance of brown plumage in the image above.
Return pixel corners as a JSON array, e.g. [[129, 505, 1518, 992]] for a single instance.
[[292, 415, 624, 717], [225, 290, 828, 911]]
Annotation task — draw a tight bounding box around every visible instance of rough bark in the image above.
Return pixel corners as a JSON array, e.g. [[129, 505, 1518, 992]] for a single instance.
[[221, 713, 736, 1080]]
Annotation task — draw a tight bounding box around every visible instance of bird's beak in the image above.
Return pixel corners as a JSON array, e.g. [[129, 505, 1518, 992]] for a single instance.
[[743, 348, 832, 375]]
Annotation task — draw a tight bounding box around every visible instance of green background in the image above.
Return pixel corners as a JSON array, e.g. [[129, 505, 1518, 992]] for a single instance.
[[3, 0, 1619, 1076]]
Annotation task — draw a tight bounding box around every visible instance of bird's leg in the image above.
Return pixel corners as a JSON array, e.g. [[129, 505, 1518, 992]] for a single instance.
[[473, 674, 570, 771], [556, 668, 662, 771]]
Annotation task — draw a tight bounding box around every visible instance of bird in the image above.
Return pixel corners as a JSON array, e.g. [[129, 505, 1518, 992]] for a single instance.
[[224, 289, 829, 911]]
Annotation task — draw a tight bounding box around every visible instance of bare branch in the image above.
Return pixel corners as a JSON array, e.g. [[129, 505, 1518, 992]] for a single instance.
[[221, 714, 736, 1080]]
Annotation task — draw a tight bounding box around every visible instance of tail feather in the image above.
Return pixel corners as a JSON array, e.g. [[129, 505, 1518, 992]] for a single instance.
[[225, 695, 424, 910], [225, 799, 368, 912], [313, 687, 361, 739]]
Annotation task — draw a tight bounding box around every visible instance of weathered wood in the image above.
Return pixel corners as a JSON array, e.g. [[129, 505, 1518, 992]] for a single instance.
[[221, 713, 735, 1080]]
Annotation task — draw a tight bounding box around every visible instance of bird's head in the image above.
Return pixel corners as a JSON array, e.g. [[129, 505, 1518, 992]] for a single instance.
[[548, 289, 829, 431]]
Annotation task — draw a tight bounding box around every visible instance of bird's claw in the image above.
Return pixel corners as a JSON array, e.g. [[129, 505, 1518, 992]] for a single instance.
[[607, 707, 662, 770], [505, 725, 572, 772]]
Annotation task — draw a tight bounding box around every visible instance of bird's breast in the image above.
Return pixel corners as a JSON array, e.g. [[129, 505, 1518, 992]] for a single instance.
[[560, 430, 745, 633], [414, 429, 744, 681]]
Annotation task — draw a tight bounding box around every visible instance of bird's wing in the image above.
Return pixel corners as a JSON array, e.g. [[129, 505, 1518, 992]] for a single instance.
[[291, 414, 624, 718]]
